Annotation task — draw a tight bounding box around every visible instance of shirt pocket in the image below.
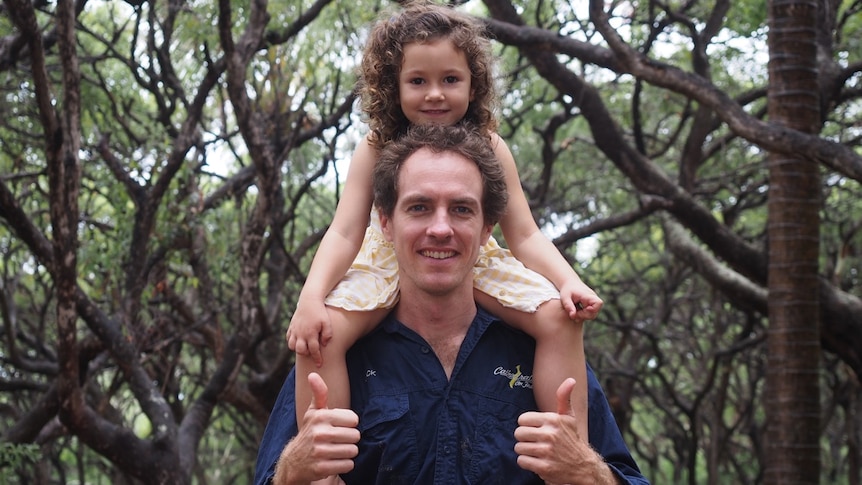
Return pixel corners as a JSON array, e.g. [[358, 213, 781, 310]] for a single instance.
[[351, 393, 419, 484], [357, 393, 410, 432], [469, 399, 536, 484]]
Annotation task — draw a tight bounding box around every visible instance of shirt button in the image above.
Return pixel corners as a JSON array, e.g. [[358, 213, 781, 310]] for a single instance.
[[421, 346, 430, 354]]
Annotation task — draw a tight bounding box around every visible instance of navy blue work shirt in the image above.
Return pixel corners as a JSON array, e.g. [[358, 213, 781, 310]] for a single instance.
[[254, 306, 649, 485]]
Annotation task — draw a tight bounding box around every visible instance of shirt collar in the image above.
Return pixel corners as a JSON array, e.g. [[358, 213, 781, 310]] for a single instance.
[[380, 304, 498, 333], [378, 304, 501, 365]]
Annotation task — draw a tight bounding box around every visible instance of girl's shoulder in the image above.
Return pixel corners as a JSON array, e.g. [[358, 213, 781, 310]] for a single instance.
[[348, 135, 382, 171], [363, 131, 387, 151], [487, 131, 504, 144], [486, 131, 513, 153]]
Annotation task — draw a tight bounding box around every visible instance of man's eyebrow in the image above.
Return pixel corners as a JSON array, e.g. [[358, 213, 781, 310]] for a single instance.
[[398, 194, 480, 207], [399, 194, 432, 205], [450, 197, 481, 207]]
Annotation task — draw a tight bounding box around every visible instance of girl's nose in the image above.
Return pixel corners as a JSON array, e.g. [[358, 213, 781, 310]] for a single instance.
[[425, 85, 444, 101]]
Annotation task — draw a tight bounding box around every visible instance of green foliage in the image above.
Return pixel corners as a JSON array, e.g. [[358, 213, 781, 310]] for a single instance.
[[0, 442, 41, 484], [1, 0, 861, 483], [821, 173, 862, 295], [723, 0, 768, 36]]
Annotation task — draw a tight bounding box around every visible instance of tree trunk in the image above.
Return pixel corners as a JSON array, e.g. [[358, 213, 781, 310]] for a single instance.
[[765, 0, 822, 483]]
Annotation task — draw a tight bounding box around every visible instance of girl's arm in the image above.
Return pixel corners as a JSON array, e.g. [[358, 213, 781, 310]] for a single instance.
[[491, 134, 602, 320], [287, 137, 378, 361]]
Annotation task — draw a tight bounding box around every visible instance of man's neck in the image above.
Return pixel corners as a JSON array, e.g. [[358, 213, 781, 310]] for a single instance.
[[393, 291, 477, 378]]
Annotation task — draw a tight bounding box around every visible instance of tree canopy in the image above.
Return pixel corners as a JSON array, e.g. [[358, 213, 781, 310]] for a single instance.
[[1, 0, 860, 483]]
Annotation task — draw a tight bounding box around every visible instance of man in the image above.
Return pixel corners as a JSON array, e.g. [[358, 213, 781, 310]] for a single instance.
[[254, 124, 648, 484]]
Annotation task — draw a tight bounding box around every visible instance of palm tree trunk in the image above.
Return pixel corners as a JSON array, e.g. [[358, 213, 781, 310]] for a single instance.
[[765, 0, 822, 483]]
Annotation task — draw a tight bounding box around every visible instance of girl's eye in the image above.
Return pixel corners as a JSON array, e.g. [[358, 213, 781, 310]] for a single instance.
[[408, 78, 425, 85], [444, 76, 459, 84]]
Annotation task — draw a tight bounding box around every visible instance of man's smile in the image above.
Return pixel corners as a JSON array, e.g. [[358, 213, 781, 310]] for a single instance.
[[421, 250, 456, 259]]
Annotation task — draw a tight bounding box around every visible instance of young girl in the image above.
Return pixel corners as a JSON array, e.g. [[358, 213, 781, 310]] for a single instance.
[[287, 1, 602, 441]]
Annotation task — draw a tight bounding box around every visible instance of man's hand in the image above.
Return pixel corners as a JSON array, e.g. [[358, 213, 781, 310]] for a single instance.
[[274, 373, 360, 485], [514, 378, 620, 485]]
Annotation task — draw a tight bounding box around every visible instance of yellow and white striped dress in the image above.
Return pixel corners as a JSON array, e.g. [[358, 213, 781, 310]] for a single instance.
[[325, 210, 560, 312]]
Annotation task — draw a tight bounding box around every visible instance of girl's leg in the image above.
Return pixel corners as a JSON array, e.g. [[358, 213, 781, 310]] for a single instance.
[[295, 307, 390, 427], [475, 290, 589, 442]]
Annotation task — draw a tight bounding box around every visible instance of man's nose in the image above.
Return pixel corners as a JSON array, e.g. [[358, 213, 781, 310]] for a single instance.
[[427, 210, 454, 238]]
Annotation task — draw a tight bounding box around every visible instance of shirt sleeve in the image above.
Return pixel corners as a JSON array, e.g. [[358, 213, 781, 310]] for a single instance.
[[586, 364, 650, 485], [253, 371, 299, 485]]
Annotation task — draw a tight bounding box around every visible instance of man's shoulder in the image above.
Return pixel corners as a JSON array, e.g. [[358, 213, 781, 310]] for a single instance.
[[475, 305, 536, 340], [464, 306, 537, 363], [345, 313, 418, 362]]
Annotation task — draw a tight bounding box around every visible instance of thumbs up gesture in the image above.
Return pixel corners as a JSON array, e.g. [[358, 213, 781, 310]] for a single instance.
[[275, 373, 360, 485], [514, 378, 615, 484]]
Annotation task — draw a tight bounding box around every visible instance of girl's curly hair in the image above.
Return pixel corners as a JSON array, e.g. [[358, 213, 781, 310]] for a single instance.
[[357, 1, 499, 149]]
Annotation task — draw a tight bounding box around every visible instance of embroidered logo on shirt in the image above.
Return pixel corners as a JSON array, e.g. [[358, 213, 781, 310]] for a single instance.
[[494, 365, 533, 389], [366, 369, 377, 378]]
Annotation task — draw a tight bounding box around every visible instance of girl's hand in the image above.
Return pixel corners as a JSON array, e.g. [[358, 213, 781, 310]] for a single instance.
[[559, 280, 603, 321], [286, 300, 334, 367]]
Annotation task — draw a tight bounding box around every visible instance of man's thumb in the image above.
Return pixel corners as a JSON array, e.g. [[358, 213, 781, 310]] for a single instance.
[[308, 372, 328, 410], [555, 377, 577, 416]]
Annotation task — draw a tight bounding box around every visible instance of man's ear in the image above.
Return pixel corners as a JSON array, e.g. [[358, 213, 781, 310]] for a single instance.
[[379, 212, 394, 242], [479, 224, 493, 246]]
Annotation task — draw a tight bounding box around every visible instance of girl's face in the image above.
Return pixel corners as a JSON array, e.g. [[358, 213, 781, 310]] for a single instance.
[[398, 39, 474, 127]]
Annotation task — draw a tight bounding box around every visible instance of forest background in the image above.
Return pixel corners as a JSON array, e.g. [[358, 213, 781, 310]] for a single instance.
[[1, 0, 860, 483]]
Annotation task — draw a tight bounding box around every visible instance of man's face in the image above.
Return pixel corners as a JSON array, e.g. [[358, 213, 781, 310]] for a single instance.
[[380, 147, 493, 299]]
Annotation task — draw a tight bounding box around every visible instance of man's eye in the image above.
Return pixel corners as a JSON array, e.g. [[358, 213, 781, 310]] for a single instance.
[[453, 206, 472, 214], [407, 204, 427, 212]]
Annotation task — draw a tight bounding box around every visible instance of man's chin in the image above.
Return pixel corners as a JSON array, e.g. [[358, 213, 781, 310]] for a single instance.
[[412, 277, 465, 297]]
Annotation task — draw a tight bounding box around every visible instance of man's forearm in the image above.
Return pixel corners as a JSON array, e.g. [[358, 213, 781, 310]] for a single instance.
[[599, 465, 626, 485], [572, 448, 627, 485], [273, 437, 347, 485], [273, 460, 343, 485], [272, 465, 341, 485], [272, 447, 301, 485]]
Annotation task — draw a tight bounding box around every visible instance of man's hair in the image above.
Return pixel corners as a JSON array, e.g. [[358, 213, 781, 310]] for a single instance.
[[372, 123, 508, 226], [357, 0, 499, 148]]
